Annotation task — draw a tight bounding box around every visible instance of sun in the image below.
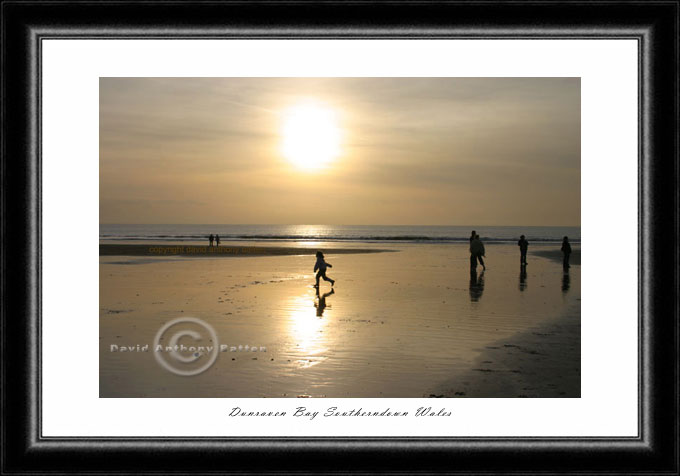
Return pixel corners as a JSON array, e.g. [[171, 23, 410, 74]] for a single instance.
[[281, 102, 341, 170]]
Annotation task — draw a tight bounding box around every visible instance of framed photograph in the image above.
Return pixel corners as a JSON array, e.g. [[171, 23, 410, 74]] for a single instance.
[[2, 1, 678, 473]]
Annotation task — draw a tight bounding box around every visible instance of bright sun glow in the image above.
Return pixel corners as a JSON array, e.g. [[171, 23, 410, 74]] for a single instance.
[[281, 102, 341, 170]]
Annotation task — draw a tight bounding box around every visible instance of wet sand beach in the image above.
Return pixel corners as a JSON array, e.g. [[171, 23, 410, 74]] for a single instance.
[[99, 242, 580, 398], [430, 302, 580, 398], [531, 249, 581, 266]]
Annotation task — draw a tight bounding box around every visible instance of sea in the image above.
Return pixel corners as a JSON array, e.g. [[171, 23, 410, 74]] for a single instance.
[[99, 224, 580, 244]]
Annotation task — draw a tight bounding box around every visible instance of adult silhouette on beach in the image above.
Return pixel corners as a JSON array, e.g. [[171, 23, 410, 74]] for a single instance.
[[470, 234, 486, 271], [215, 234, 220, 247], [208, 234, 214, 247], [518, 235, 529, 265], [468, 230, 477, 269], [561, 236, 572, 269], [315, 288, 335, 317]]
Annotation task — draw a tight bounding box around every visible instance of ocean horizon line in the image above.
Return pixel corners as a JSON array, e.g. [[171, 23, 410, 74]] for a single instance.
[[100, 224, 580, 244]]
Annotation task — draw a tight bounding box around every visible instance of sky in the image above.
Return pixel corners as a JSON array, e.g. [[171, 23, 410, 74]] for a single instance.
[[100, 77, 580, 226]]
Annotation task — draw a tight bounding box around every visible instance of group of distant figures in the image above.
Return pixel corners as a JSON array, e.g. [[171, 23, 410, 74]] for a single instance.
[[207, 234, 221, 247], [469, 229, 573, 302], [468, 229, 572, 271]]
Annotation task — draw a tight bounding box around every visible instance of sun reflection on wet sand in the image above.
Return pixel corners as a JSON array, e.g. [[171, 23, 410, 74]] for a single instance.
[[284, 292, 332, 368]]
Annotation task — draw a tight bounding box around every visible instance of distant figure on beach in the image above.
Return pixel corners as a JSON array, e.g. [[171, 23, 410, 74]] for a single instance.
[[215, 234, 220, 247], [313, 251, 335, 288], [561, 236, 572, 269], [470, 234, 486, 270], [518, 235, 529, 265], [519, 264, 527, 291], [469, 269, 485, 302], [208, 234, 214, 247], [315, 288, 335, 317]]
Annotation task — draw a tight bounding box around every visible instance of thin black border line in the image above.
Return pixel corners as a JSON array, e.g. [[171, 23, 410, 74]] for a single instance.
[[0, 0, 5, 469], [638, 24, 646, 452], [4, 0, 675, 3], [34, 33, 646, 39], [639, 21, 651, 455], [37, 22, 44, 457], [2, 0, 676, 6], [35, 35, 642, 443], [676, 5, 680, 470], [29, 12, 41, 457], [37, 36, 644, 40], [28, 25, 652, 38]]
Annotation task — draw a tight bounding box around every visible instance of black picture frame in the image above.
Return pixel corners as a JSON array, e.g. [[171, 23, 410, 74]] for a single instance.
[[2, 1, 678, 473]]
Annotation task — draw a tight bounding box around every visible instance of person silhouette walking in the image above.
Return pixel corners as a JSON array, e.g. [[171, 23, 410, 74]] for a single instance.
[[470, 234, 486, 270], [561, 236, 572, 269], [518, 235, 529, 265]]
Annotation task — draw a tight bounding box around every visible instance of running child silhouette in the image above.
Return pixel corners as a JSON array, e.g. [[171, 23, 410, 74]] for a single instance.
[[313, 251, 335, 288]]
